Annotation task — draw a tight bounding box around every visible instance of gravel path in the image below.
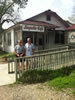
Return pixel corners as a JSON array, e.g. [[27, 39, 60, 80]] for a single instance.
[[0, 83, 75, 100]]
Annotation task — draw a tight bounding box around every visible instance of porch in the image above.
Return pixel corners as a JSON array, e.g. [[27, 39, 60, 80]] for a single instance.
[[14, 20, 65, 50], [22, 30, 65, 50]]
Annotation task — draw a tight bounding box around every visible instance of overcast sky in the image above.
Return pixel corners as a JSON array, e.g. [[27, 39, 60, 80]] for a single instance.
[[3, 0, 75, 28], [20, 0, 75, 20]]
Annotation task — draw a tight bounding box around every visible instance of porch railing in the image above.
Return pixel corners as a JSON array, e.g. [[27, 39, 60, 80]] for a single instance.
[[7, 45, 69, 73], [1, 44, 75, 63], [0, 45, 69, 63], [8, 48, 75, 81], [34, 45, 69, 54], [34, 44, 75, 54]]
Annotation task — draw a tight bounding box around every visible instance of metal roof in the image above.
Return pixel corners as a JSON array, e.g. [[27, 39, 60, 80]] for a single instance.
[[20, 20, 59, 28], [67, 25, 75, 30]]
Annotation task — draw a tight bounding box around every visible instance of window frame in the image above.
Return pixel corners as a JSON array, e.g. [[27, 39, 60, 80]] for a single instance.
[[0, 35, 2, 45], [46, 14, 51, 21], [8, 32, 11, 46]]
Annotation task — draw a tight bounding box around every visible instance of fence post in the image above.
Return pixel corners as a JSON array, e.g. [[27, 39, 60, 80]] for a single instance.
[[8, 60, 10, 74], [15, 59, 17, 81]]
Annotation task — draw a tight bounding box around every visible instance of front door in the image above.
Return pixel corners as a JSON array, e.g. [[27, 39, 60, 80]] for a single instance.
[[37, 33, 44, 50], [22, 31, 33, 45], [22, 31, 44, 50], [55, 31, 64, 44]]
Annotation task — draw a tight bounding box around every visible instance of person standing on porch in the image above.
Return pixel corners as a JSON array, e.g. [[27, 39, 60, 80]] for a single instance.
[[14, 40, 25, 72], [24, 38, 35, 69]]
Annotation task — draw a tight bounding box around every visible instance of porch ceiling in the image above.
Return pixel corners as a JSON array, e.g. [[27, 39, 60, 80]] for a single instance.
[[20, 20, 59, 29]]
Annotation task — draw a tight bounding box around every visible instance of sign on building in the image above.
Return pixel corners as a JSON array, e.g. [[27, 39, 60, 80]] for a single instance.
[[22, 24, 44, 32], [68, 32, 75, 43]]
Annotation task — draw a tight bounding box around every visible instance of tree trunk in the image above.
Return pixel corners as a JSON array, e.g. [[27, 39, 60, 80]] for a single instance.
[[0, 25, 4, 34]]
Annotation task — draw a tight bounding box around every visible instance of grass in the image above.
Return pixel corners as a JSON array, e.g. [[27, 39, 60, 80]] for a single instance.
[[19, 70, 52, 84], [48, 71, 75, 89], [19, 66, 75, 83], [18, 66, 75, 94], [0, 50, 15, 58], [0, 50, 7, 57], [72, 90, 75, 95]]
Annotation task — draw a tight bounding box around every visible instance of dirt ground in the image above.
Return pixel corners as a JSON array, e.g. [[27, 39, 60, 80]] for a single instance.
[[0, 83, 75, 100]]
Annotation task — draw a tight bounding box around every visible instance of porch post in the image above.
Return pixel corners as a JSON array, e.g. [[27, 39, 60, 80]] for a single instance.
[[33, 32, 35, 44], [11, 29, 15, 51], [44, 27, 47, 49], [2, 34, 4, 51], [20, 28, 23, 41], [53, 28, 56, 45], [44, 33, 46, 49]]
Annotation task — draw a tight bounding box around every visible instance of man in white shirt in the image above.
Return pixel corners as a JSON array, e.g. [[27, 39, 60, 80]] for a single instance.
[[25, 38, 35, 69], [25, 38, 35, 56]]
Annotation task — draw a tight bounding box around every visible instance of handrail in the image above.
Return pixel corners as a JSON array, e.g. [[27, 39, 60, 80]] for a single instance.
[[14, 48, 75, 60], [8, 47, 75, 81], [1, 44, 75, 63], [34, 46, 68, 54], [0, 45, 69, 59]]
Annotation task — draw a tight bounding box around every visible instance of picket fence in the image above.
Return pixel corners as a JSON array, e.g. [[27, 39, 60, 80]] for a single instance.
[[8, 48, 75, 81]]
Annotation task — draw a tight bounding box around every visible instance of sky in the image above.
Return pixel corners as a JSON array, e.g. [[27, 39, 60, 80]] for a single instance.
[[3, 0, 75, 28]]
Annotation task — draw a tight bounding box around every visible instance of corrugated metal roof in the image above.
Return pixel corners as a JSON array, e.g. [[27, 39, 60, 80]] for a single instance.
[[20, 20, 59, 28], [67, 25, 75, 30]]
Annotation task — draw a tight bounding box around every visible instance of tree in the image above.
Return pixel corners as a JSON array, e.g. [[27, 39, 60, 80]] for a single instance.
[[69, 14, 75, 24], [0, 0, 28, 33], [69, 7, 75, 24]]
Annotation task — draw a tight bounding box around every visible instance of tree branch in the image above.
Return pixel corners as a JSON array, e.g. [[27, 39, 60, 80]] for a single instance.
[[1, 19, 16, 25]]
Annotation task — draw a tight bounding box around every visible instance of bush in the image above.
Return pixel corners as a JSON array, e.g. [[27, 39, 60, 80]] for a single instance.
[[18, 66, 75, 84]]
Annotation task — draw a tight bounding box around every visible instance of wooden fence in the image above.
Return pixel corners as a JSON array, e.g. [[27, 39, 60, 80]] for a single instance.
[[1, 44, 75, 63], [8, 48, 75, 81], [34, 45, 69, 54], [0, 45, 69, 63]]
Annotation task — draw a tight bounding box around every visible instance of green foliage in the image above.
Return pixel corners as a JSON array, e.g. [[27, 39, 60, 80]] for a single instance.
[[13, 0, 28, 8], [0, 51, 15, 58], [48, 70, 75, 89], [0, 0, 28, 32], [18, 66, 75, 95], [19, 70, 52, 84], [18, 66, 75, 85], [72, 90, 75, 95]]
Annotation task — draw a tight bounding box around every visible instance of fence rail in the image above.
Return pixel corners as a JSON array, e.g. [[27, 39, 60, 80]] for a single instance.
[[34, 45, 69, 54], [1, 44, 75, 81], [8, 48, 75, 81], [1, 44, 75, 63], [0, 45, 69, 63]]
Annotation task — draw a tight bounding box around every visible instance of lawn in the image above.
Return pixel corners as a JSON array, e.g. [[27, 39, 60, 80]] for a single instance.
[[48, 70, 75, 89], [0, 50, 14, 58], [18, 66, 75, 94], [19, 66, 75, 85], [0, 50, 7, 57]]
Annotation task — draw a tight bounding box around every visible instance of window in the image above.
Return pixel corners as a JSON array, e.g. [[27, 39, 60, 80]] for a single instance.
[[8, 32, 11, 46], [46, 15, 51, 21], [39, 38, 43, 45], [0, 35, 2, 45], [55, 31, 64, 44], [14, 31, 18, 45], [4, 34, 6, 42], [14, 30, 21, 45]]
